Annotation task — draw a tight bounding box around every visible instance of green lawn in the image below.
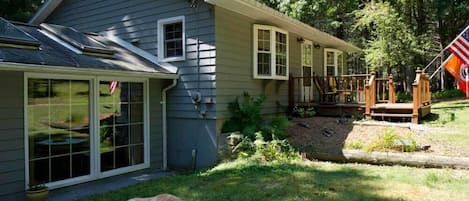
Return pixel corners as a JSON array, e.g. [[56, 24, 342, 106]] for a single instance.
[[79, 160, 469, 201], [423, 99, 469, 128]]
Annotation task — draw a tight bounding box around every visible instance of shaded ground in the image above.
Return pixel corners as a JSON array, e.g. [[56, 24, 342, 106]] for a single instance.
[[286, 117, 469, 157]]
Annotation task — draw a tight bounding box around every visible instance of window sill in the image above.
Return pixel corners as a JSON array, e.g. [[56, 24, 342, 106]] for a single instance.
[[159, 56, 185, 62], [253, 76, 289, 80]]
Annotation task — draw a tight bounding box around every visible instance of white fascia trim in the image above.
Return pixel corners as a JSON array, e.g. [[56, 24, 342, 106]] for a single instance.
[[157, 16, 186, 62], [0, 62, 179, 79], [101, 32, 178, 74], [205, 0, 361, 52], [29, 0, 63, 25]]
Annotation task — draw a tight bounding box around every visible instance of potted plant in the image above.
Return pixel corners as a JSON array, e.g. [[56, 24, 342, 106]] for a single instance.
[[26, 184, 48, 201]]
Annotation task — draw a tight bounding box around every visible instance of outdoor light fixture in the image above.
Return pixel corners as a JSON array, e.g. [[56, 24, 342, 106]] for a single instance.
[[314, 43, 321, 49], [297, 37, 304, 43]]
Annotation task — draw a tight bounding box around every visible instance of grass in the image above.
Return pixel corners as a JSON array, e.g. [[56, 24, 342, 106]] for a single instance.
[[423, 99, 469, 127], [78, 160, 469, 201]]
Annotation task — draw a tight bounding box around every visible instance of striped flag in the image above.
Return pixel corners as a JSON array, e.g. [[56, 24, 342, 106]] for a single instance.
[[448, 26, 469, 64], [109, 81, 118, 94]]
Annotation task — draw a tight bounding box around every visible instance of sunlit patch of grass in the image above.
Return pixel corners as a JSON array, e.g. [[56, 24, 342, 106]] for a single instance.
[[78, 160, 469, 201]]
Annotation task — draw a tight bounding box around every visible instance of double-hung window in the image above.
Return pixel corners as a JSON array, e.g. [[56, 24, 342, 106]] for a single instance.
[[158, 16, 185, 62], [324, 48, 344, 76], [253, 25, 289, 80]]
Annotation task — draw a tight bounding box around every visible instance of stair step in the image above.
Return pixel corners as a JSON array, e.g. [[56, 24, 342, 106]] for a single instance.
[[370, 113, 413, 118]]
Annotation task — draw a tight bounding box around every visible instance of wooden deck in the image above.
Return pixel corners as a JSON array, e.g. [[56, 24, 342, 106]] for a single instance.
[[288, 69, 432, 124]]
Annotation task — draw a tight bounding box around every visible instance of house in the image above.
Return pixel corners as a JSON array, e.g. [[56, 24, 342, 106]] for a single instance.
[[0, 0, 360, 200]]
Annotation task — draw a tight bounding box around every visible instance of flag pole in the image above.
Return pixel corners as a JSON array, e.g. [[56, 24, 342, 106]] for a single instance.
[[443, 25, 469, 50], [429, 54, 453, 79], [466, 70, 469, 99]]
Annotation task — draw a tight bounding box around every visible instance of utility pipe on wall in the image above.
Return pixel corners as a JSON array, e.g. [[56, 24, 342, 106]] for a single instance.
[[161, 79, 178, 170]]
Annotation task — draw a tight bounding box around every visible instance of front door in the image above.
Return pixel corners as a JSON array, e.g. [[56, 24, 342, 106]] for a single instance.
[[301, 40, 314, 102]]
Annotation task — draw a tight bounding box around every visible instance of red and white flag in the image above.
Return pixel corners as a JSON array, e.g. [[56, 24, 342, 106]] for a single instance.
[[109, 81, 118, 95], [447, 26, 469, 64]]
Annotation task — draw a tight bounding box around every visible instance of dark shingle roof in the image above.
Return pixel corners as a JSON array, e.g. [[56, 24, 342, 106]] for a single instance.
[[0, 20, 176, 76]]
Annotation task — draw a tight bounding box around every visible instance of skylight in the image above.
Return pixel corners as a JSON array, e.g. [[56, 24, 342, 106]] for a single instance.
[[40, 23, 114, 56], [0, 18, 41, 48]]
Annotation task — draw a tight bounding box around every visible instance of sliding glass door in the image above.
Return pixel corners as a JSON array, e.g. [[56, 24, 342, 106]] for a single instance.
[[26, 75, 148, 188], [98, 81, 145, 172], [28, 78, 91, 185]]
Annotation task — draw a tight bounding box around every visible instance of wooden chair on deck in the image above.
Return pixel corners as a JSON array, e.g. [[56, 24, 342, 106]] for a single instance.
[[313, 76, 337, 104]]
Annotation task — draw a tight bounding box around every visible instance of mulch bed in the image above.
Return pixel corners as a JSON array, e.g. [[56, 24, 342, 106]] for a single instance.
[[285, 117, 468, 157]]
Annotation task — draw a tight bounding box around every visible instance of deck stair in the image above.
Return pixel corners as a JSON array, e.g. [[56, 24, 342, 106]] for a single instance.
[[365, 69, 431, 123]]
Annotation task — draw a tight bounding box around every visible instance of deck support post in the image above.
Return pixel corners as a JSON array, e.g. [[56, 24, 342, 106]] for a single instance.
[[412, 68, 422, 124], [364, 71, 376, 120]]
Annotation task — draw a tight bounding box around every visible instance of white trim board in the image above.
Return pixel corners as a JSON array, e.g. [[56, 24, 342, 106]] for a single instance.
[[0, 62, 178, 79]]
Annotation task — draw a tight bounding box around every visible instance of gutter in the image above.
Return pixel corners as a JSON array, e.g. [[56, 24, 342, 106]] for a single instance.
[[161, 79, 178, 170], [29, 0, 63, 25]]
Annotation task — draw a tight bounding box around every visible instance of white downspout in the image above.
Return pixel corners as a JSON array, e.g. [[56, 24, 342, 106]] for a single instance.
[[161, 79, 178, 170]]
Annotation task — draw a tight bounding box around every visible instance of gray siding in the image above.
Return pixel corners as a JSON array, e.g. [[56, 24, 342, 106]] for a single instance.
[[0, 71, 26, 201], [47, 0, 218, 169], [215, 7, 326, 119], [47, 0, 217, 120], [149, 79, 165, 169]]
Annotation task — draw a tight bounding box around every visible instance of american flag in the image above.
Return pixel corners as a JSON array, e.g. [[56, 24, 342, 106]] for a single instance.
[[109, 81, 118, 94], [448, 26, 469, 64]]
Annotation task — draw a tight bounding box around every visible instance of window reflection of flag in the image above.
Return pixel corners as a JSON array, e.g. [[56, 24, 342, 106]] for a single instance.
[[109, 81, 118, 94]]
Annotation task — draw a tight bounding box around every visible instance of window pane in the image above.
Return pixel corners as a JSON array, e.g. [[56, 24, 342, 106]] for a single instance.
[[275, 32, 287, 76], [51, 155, 71, 182], [303, 66, 312, 86], [28, 78, 91, 184], [130, 124, 144, 144], [257, 53, 271, 75], [29, 159, 49, 185], [164, 22, 183, 58], [72, 153, 90, 177], [327, 51, 334, 65], [99, 81, 145, 172], [130, 145, 144, 165]]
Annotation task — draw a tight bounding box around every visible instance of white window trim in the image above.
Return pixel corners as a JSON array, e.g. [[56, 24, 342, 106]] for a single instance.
[[323, 48, 343, 76], [24, 73, 150, 190], [301, 40, 314, 99], [253, 24, 289, 80], [157, 16, 186, 62]]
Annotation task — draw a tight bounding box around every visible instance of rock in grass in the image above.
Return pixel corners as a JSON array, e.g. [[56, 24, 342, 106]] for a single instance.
[[298, 122, 311, 129]]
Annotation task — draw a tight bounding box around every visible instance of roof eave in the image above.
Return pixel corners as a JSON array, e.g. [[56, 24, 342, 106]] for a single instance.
[[0, 62, 179, 79], [205, 0, 361, 52]]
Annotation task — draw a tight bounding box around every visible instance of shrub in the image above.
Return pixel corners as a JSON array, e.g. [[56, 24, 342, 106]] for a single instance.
[[222, 92, 290, 140], [233, 132, 300, 163], [396, 91, 412, 103], [292, 107, 316, 118], [366, 129, 418, 152], [345, 141, 364, 150], [432, 89, 465, 99]]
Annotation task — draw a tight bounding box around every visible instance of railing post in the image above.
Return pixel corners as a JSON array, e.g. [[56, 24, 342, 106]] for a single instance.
[[288, 74, 294, 113], [412, 68, 422, 124], [388, 74, 396, 103], [365, 71, 376, 120]]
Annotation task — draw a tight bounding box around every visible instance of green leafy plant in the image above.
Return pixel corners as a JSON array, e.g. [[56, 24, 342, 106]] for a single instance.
[[293, 107, 316, 118], [345, 141, 364, 150], [432, 89, 465, 100], [222, 92, 290, 140], [366, 129, 418, 152], [396, 91, 412, 103], [233, 132, 300, 163]]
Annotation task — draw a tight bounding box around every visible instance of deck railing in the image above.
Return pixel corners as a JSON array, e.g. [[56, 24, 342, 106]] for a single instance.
[[364, 72, 396, 119], [288, 73, 369, 110], [412, 68, 431, 123]]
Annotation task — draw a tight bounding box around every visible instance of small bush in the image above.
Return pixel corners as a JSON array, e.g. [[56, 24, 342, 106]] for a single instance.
[[366, 129, 418, 152], [396, 91, 412, 103], [222, 92, 290, 140], [233, 132, 300, 163], [292, 107, 316, 118], [432, 89, 465, 99]]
